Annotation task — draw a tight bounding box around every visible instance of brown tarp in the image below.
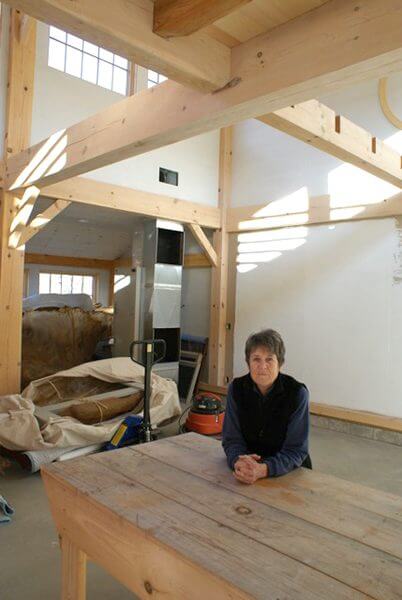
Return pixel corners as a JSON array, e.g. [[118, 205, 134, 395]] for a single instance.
[[22, 307, 112, 388]]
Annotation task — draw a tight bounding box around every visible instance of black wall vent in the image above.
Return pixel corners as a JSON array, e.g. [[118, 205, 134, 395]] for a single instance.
[[159, 167, 179, 186]]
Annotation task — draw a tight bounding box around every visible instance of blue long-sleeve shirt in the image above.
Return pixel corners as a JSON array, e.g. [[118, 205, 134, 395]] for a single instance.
[[222, 378, 309, 477]]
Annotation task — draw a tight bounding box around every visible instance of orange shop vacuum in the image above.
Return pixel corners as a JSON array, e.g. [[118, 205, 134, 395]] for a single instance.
[[185, 392, 225, 435]]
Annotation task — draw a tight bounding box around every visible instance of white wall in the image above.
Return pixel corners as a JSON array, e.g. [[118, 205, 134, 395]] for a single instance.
[[234, 218, 402, 418], [232, 72, 402, 418], [31, 22, 219, 206], [25, 263, 110, 306]]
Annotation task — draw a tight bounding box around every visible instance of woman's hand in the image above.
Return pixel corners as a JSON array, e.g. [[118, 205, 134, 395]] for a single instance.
[[233, 454, 268, 484]]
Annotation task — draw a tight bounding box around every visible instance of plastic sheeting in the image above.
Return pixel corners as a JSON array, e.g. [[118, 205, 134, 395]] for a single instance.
[[0, 358, 180, 451]]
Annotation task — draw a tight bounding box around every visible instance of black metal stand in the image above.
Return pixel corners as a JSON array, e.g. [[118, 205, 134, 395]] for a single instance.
[[129, 339, 166, 443]]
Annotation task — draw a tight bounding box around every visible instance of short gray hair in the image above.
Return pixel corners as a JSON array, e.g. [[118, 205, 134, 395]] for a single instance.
[[245, 329, 285, 366]]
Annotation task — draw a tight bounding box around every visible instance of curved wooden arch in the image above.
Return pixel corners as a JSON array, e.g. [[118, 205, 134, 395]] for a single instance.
[[379, 77, 402, 130]]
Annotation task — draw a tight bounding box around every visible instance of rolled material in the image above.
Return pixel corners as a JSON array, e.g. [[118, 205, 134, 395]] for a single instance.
[[59, 391, 143, 424]]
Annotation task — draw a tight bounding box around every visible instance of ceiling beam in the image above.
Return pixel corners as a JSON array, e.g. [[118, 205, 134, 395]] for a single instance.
[[153, 0, 251, 38], [41, 177, 221, 229], [187, 223, 218, 267], [3, 0, 230, 92], [258, 100, 402, 188], [25, 252, 116, 269], [5, 0, 402, 192], [227, 191, 402, 233]]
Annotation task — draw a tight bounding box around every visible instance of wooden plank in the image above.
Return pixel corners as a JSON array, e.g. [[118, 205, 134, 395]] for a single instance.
[[15, 199, 71, 247], [183, 253, 210, 268], [153, 0, 252, 38], [227, 192, 402, 232], [24, 252, 115, 269], [4, 0, 230, 92], [6, 0, 402, 192], [310, 402, 402, 434], [42, 469, 252, 600], [41, 177, 221, 229], [100, 447, 401, 600], [187, 223, 218, 267], [0, 9, 36, 395], [209, 127, 231, 385], [42, 457, 368, 600], [61, 536, 86, 600], [160, 434, 402, 558], [258, 100, 402, 187]]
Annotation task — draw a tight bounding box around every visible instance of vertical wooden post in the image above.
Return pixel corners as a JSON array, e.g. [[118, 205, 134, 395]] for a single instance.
[[61, 536, 87, 600], [208, 127, 232, 385], [108, 266, 115, 306], [0, 8, 36, 394]]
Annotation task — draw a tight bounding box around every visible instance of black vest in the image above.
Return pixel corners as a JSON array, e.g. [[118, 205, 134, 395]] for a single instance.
[[232, 372, 307, 458]]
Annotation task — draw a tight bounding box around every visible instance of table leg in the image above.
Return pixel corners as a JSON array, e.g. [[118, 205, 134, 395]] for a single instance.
[[61, 535, 87, 600]]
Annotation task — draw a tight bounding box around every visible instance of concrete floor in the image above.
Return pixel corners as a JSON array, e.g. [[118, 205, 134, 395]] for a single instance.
[[1, 426, 402, 600]]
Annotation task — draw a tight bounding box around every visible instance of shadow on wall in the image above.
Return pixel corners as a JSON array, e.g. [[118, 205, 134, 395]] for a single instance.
[[236, 131, 402, 274]]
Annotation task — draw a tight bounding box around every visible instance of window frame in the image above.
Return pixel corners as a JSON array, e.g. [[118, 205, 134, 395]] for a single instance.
[[47, 25, 130, 95], [38, 270, 99, 302]]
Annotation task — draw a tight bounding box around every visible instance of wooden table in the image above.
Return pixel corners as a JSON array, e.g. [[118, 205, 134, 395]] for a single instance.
[[41, 432, 402, 600]]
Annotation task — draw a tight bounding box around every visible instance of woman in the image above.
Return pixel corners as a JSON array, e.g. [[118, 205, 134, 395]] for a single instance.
[[222, 329, 311, 484]]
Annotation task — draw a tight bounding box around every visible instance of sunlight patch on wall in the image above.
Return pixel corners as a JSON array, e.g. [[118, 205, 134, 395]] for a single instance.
[[252, 187, 309, 217]]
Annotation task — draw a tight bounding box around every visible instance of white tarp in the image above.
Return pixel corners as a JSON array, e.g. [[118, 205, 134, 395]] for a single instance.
[[23, 293, 94, 312], [0, 358, 180, 451]]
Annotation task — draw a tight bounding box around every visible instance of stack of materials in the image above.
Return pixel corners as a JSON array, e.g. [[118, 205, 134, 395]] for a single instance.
[[22, 293, 112, 388], [0, 357, 181, 471]]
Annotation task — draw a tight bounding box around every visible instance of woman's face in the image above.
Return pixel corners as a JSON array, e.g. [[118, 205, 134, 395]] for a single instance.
[[248, 346, 280, 392]]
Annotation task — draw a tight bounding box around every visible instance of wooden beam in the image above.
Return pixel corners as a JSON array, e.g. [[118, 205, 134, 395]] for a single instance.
[[4, 0, 230, 92], [15, 199, 71, 248], [8, 185, 40, 248], [258, 100, 402, 188], [153, 0, 251, 38], [187, 223, 218, 267], [25, 253, 115, 270], [184, 253, 210, 268], [42, 177, 221, 229], [0, 8, 36, 395], [108, 266, 115, 307], [227, 191, 402, 233], [208, 127, 232, 386], [7, 0, 402, 193]]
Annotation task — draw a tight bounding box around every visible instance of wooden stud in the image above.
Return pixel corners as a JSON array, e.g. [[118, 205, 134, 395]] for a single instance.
[[0, 9, 36, 395], [187, 223, 218, 267], [153, 0, 251, 38], [208, 127, 232, 386], [4, 0, 230, 92], [6, 0, 402, 192], [108, 266, 115, 307]]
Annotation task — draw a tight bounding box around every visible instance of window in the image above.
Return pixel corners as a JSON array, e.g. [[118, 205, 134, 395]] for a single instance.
[[39, 272, 97, 300], [147, 69, 167, 88], [48, 26, 129, 95]]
